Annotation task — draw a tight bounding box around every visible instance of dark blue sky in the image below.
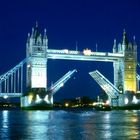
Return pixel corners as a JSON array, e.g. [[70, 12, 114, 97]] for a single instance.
[[0, 0, 140, 101]]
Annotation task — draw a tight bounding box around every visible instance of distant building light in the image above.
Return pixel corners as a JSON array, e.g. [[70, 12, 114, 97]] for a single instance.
[[65, 103, 69, 107], [106, 100, 109, 105], [93, 102, 97, 106]]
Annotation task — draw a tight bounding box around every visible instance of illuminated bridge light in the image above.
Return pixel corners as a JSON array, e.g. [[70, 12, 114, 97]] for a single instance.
[[44, 95, 49, 103], [132, 96, 138, 104], [83, 49, 92, 55], [3, 95, 8, 99], [28, 94, 33, 104], [125, 98, 129, 104], [52, 56, 56, 59], [60, 83, 64, 87], [63, 49, 68, 54], [27, 64, 30, 68], [36, 94, 42, 103]]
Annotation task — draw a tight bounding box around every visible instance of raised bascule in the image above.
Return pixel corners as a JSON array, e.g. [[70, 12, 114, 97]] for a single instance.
[[0, 23, 139, 109]]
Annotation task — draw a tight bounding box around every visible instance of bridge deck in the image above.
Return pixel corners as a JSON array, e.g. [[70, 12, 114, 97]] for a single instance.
[[47, 49, 124, 62]]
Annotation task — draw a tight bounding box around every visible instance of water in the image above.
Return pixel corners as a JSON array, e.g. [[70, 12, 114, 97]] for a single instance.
[[0, 110, 140, 140]]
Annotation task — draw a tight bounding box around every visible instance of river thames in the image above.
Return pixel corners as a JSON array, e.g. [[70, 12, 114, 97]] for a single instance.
[[0, 110, 140, 140]]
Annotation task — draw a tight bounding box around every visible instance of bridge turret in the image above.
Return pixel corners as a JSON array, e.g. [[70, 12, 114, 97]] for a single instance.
[[121, 29, 128, 53], [122, 29, 128, 45], [43, 29, 48, 46], [118, 43, 123, 53], [26, 33, 30, 44], [133, 36, 137, 52], [113, 39, 117, 53]]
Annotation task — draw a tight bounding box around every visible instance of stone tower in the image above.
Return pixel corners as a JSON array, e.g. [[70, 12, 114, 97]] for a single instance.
[[113, 30, 137, 95], [26, 23, 48, 90], [123, 32, 137, 93]]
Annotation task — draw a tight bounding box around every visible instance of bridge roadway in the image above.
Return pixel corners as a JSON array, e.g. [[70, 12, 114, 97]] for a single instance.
[[47, 49, 124, 62]]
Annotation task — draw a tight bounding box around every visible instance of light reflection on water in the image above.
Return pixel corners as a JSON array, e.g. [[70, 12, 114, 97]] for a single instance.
[[0, 110, 140, 139], [1, 110, 9, 139]]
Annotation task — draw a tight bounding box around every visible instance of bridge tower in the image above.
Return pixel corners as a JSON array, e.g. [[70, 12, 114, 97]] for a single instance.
[[113, 30, 137, 105], [26, 23, 48, 90], [21, 23, 49, 108], [123, 33, 137, 94]]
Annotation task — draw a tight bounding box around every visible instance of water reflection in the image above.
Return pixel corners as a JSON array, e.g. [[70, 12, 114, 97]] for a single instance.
[[122, 111, 140, 139], [25, 111, 53, 140], [0, 110, 9, 139], [0, 110, 140, 139]]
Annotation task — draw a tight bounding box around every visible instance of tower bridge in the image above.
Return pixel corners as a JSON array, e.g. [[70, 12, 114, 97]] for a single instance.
[[0, 23, 139, 108]]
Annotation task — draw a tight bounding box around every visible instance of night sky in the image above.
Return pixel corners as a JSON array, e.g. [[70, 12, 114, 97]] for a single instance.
[[0, 0, 140, 101]]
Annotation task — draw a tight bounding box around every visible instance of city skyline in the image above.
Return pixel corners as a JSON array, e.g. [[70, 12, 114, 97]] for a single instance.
[[0, 0, 140, 101]]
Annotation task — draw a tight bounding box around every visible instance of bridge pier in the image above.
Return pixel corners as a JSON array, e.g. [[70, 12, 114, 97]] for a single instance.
[[21, 89, 53, 109], [109, 97, 119, 106]]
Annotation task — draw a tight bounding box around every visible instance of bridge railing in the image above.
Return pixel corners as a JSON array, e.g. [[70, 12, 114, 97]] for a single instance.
[[0, 58, 30, 97], [47, 49, 124, 58], [89, 70, 120, 98], [48, 69, 77, 95]]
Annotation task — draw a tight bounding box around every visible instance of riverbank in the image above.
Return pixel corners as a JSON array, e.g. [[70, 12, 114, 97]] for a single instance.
[[1, 102, 140, 111], [112, 104, 140, 110]]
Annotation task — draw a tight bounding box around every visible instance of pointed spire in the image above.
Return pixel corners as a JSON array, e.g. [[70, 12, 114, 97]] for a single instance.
[[76, 41, 78, 51], [123, 29, 126, 41], [27, 33, 30, 40], [133, 35, 135, 41], [43, 28, 47, 38], [28, 33, 30, 37], [31, 27, 34, 37], [33, 21, 41, 43], [122, 29, 128, 45], [35, 21, 38, 28], [114, 39, 116, 47], [133, 35, 136, 45], [133, 35, 137, 51], [114, 38, 116, 44], [96, 43, 98, 52], [27, 33, 30, 44], [113, 39, 117, 52]]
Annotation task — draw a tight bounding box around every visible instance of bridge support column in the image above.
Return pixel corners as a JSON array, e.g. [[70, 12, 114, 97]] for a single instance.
[[21, 90, 53, 109], [118, 94, 125, 106], [109, 97, 119, 107]]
